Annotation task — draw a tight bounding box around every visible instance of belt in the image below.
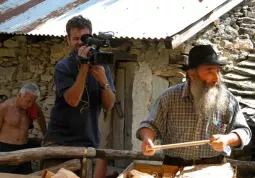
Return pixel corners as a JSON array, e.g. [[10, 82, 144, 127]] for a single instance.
[[163, 155, 225, 166]]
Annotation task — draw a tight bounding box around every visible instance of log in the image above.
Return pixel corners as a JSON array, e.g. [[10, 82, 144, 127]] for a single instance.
[[1, 146, 254, 173], [81, 158, 93, 178], [0, 147, 96, 165], [0, 147, 163, 165], [30, 159, 81, 176]]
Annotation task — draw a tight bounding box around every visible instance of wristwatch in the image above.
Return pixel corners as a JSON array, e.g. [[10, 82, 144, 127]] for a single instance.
[[101, 83, 110, 90]]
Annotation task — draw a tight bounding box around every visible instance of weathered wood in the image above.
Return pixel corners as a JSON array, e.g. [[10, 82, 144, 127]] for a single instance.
[[0, 147, 96, 165], [147, 140, 210, 151], [0, 147, 163, 165], [0, 173, 40, 178], [1, 147, 255, 173], [95, 149, 164, 161], [30, 159, 81, 176], [81, 158, 93, 178]]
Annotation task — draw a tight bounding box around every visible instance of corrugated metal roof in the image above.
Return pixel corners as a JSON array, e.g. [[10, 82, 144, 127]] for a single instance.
[[0, 0, 239, 39]]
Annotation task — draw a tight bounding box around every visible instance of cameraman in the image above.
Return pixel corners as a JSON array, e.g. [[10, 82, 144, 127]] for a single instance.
[[42, 15, 115, 178]]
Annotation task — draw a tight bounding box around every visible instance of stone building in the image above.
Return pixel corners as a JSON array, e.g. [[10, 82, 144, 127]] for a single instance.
[[0, 0, 254, 173]]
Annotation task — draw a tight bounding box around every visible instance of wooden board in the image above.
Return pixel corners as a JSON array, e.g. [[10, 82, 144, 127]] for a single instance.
[[117, 163, 179, 178], [176, 163, 236, 178], [0, 173, 41, 178]]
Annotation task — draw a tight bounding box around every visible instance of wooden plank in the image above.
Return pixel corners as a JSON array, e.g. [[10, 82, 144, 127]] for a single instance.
[[170, 0, 243, 48], [0, 173, 40, 178], [112, 68, 125, 167]]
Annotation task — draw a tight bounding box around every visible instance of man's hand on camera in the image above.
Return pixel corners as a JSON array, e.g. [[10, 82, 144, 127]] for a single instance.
[[78, 46, 90, 72], [78, 46, 91, 58], [90, 65, 107, 85]]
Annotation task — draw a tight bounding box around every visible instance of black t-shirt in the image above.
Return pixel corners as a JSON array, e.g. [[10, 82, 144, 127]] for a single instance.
[[45, 53, 115, 148]]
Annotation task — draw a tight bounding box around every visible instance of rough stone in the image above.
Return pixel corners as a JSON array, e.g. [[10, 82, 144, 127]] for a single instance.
[[11, 88, 19, 95], [0, 48, 16, 57], [247, 11, 255, 18], [225, 26, 239, 38], [28, 48, 42, 56], [247, 54, 255, 61], [169, 54, 188, 65], [233, 38, 254, 50], [237, 60, 255, 68], [238, 27, 255, 37], [4, 39, 19, 48], [16, 73, 34, 80], [50, 42, 71, 62], [221, 40, 233, 49], [223, 78, 255, 90], [0, 66, 16, 82], [228, 88, 255, 96], [153, 66, 185, 78], [29, 65, 44, 74], [224, 73, 252, 80], [40, 75, 53, 82]]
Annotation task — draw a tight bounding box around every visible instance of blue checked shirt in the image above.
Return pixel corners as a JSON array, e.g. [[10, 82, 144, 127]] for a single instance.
[[136, 82, 251, 160]]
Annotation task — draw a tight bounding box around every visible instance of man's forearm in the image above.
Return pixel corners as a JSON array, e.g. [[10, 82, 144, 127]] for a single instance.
[[226, 132, 241, 147], [64, 67, 88, 107], [101, 88, 115, 110], [139, 128, 155, 141]]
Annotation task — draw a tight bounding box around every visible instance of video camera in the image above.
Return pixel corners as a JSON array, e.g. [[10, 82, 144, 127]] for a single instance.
[[77, 33, 114, 65]]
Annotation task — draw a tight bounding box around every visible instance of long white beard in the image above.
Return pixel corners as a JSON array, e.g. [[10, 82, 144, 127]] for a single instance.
[[190, 79, 229, 120]]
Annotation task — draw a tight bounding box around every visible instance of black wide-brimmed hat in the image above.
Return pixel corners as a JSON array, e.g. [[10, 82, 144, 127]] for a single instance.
[[182, 45, 226, 70]]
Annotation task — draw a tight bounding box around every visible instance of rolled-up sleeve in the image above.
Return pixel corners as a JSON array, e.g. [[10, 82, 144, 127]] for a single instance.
[[228, 95, 252, 149], [136, 92, 168, 141]]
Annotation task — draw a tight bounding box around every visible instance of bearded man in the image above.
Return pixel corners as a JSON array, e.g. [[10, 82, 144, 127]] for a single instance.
[[136, 45, 251, 166]]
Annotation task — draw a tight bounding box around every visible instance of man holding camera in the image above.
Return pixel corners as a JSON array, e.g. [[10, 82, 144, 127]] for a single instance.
[[42, 15, 115, 178]]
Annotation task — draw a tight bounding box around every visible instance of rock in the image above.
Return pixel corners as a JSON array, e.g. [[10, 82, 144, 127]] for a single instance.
[[247, 11, 255, 18], [228, 88, 255, 96], [224, 73, 251, 80], [169, 54, 188, 65], [223, 78, 255, 90], [247, 54, 255, 61], [233, 38, 254, 50], [11, 88, 19, 95], [239, 98, 255, 109], [221, 40, 233, 49], [28, 48, 41, 56], [50, 42, 71, 62], [0, 66, 16, 82], [153, 67, 185, 78], [0, 48, 16, 57], [4, 39, 19, 48], [40, 75, 53, 82], [233, 66, 255, 76], [237, 60, 255, 68], [29, 65, 44, 74], [225, 26, 239, 37], [238, 27, 255, 38], [17, 73, 34, 80]]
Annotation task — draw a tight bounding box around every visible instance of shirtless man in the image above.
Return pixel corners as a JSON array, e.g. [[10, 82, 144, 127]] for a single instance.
[[0, 83, 46, 174]]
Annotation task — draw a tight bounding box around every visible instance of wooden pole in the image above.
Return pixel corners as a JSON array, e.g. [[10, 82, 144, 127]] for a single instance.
[[0, 147, 254, 172], [146, 140, 210, 151], [0, 146, 163, 165]]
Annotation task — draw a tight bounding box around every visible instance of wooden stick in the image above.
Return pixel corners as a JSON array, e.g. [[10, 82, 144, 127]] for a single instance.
[[147, 140, 210, 151]]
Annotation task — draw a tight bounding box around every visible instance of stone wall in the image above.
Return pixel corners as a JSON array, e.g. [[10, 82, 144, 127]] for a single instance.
[[0, 34, 71, 139]]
